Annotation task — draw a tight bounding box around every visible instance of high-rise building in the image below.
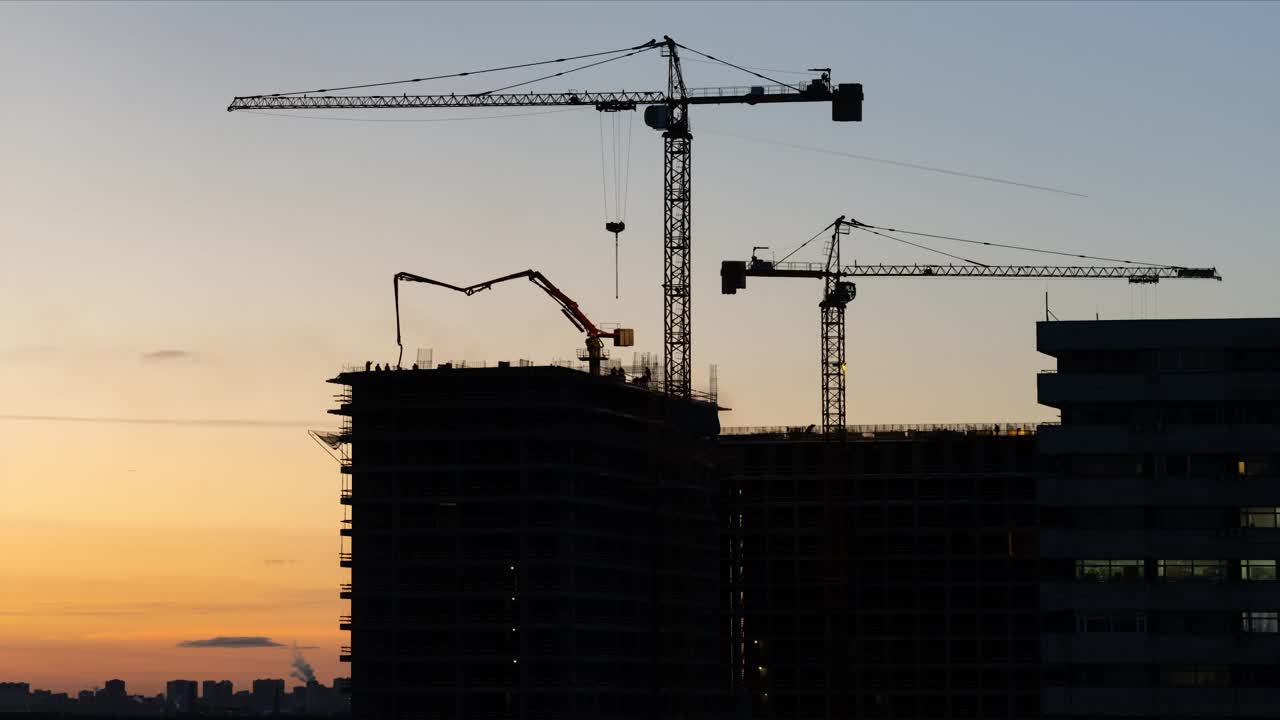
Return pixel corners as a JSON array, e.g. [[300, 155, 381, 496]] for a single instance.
[[332, 364, 722, 720], [721, 425, 1042, 719], [102, 679, 126, 699], [165, 680, 197, 713], [0, 683, 29, 711], [202, 680, 233, 710], [1037, 318, 1280, 719], [251, 679, 284, 715]]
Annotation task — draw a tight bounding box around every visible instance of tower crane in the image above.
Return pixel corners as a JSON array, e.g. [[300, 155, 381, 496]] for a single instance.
[[721, 216, 1222, 436], [393, 269, 633, 377], [228, 37, 863, 399]]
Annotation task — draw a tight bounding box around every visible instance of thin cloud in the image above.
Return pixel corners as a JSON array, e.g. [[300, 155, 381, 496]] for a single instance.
[[140, 349, 196, 362], [178, 636, 284, 648]]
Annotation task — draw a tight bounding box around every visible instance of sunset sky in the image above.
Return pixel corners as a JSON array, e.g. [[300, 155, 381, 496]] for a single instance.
[[3, 1, 1278, 695]]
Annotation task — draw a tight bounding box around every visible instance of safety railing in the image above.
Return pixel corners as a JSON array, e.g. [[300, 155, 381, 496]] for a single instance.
[[721, 421, 1050, 438]]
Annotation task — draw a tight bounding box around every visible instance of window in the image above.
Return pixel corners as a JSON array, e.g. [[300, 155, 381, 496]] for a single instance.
[[1076, 560, 1144, 582], [1242, 611, 1279, 633], [1241, 560, 1276, 581], [1076, 612, 1147, 633], [1242, 508, 1280, 529], [1158, 560, 1226, 581], [1238, 456, 1275, 477], [1159, 665, 1231, 688]]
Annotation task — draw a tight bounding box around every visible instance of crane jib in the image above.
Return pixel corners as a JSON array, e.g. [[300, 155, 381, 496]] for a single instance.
[[224, 83, 861, 113]]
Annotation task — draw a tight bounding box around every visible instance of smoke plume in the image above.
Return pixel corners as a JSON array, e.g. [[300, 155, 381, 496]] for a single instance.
[[290, 646, 317, 684]]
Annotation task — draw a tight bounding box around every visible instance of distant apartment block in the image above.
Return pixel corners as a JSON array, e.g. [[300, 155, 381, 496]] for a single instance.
[[251, 679, 284, 715], [164, 680, 197, 713], [1037, 318, 1280, 719]]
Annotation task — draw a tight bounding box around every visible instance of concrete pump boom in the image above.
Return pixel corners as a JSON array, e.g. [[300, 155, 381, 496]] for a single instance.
[[393, 270, 633, 375]]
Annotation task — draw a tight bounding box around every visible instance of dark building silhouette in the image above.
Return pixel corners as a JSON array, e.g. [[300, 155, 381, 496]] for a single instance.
[[202, 680, 233, 711], [332, 364, 721, 720], [0, 683, 30, 711], [721, 425, 1041, 719], [102, 679, 126, 699], [1037, 318, 1280, 719], [250, 679, 284, 715], [164, 680, 197, 713]]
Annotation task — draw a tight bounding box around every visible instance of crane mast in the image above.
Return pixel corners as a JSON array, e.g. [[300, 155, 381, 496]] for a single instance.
[[228, 37, 862, 399], [722, 217, 1221, 436], [661, 38, 693, 400]]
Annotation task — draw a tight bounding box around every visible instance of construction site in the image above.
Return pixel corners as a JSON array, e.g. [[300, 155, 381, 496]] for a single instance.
[[228, 35, 1280, 720]]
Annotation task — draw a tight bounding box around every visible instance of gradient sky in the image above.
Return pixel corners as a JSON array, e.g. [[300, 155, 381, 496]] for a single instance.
[[2, 1, 1278, 695]]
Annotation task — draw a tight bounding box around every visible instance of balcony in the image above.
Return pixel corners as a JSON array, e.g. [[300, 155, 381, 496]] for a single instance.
[[339, 645, 351, 663], [339, 615, 352, 631], [1040, 474, 1280, 507], [340, 583, 352, 599], [1038, 423, 1280, 454], [1043, 687, 1280, 718], [1042, 632, 1280, 663], [1041, 580, 1280, 611], [1041, 527, 1280, 559], [339, 552, 352, 568]]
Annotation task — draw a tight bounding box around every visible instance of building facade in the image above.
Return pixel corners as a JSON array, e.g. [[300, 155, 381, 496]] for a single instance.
[[721, 426, 1041, 719], [333, 364, 722, 720], [165, 680, 197, 713], [1037, 318, 1280, 718]]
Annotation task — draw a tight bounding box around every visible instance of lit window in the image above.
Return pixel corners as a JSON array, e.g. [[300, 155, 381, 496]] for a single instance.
[[1242, 508, 1280, 529], [1242, 611, 1279, 633], [1159, 665, 1231, 688], [1075, 560, 1144, 582], [1158, 560, 1226, 581], [1242, 560, 1277, 581]]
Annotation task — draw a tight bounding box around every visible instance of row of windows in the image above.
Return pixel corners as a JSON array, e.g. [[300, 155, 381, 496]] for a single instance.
[[1064, 453, 1277, 478], [1075, 559, 1278, 582]]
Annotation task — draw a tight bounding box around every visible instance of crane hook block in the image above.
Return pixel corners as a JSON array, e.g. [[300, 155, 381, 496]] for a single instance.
[[606, 221, 626, 235], [832, 83, 863, 122]]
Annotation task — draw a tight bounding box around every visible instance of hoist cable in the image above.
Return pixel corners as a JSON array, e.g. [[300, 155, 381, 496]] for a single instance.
[[247, 41, 657, 98], [858, 222, 1175, 268], [622, 111, 634, 219], [598, 114, 609, 222]]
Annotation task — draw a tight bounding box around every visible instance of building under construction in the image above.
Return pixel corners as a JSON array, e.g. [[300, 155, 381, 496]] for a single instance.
[[332, 363, 722, 720], [720, 425, 1042, 719]]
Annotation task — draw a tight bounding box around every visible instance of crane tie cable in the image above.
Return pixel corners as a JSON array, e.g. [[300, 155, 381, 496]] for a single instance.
[[673, 42, 804, 93], [776, 220, 840, 265], [858, 222, 1176, 268], [855, 226, 988, 267], [243, 40, 658, 98], [474, 43, 658, 96]]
